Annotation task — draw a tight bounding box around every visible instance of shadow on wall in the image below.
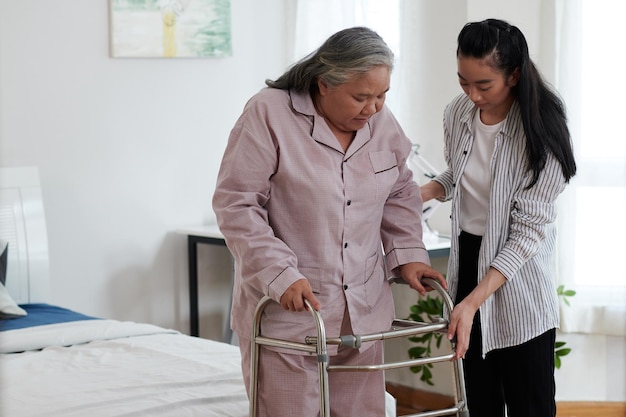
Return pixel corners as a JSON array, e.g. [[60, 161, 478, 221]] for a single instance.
[[105, 232, 184, 328], [105, 231, 232, 340]]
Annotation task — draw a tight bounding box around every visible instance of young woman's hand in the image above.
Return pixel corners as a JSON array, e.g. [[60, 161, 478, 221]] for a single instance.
[[448, 267, 507, 360], [447, 299, 478, 360], [420, 181, 445, 203]]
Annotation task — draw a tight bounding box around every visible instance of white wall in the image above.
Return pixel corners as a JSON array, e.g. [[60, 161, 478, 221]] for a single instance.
[[0, 0, 290, 336], [1, 0, 623, 404]]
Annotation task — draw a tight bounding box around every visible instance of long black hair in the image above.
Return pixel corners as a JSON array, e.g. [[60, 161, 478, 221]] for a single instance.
[[457, 19, 576, 187]]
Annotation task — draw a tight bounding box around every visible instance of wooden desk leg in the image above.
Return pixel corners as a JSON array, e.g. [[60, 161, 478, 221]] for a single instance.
[[188, 236, 199, 337]]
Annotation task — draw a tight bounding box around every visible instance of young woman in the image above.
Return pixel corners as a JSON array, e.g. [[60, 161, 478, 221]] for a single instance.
[[420, 19, 576, 417], [213, 27, 445, 417]]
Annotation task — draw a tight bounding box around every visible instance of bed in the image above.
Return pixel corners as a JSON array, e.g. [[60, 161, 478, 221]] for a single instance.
[[0, 167, 397, 417], [0, 167, 249, 417], [0, 306, 249, 417]]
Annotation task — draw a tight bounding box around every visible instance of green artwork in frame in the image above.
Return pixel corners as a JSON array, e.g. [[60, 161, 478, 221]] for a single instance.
[[109, 0, 231, 58]]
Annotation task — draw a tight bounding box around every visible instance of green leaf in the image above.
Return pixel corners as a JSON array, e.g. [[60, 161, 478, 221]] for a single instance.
[[409, 334, 431, 343], [555, 355, 562, 369], [435, 334, 443, 349], [555, 341, 566, 348], [421, 366, 434, 385], [409, 346, 427, 358], [555, 348, 571, 357]]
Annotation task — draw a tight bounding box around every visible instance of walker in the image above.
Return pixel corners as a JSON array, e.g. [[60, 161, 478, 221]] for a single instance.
[[249, 277, 470, 417]]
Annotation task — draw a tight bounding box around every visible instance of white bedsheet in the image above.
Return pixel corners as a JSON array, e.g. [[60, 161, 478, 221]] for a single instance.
[[0, 319, 180, 354], [0, 320, 249, 417]]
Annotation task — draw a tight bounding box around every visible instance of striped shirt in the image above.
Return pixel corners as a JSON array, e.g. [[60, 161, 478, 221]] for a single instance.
[[435, 93, 565, 355]]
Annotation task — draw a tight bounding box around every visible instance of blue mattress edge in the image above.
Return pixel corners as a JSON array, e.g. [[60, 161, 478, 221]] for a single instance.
[[0, 303, 101, 332]]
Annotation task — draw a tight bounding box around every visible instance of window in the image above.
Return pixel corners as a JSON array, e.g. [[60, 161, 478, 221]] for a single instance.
[[556, 0, 626, 335]]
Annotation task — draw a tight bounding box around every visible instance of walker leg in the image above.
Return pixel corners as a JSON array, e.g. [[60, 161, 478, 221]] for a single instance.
[[249, 340, 260, 417], [318, 355, 330, 416]]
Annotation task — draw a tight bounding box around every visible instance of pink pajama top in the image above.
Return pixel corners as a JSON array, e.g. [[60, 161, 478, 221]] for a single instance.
[[213, 88, 430, 354]]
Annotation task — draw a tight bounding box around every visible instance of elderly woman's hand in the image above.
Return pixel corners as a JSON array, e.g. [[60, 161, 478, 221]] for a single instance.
[[399, 262, 447, 296], [280, 278, 321, 312]]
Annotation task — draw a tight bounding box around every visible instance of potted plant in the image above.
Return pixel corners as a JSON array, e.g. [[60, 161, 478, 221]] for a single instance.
[[406, 285, 576, 385]]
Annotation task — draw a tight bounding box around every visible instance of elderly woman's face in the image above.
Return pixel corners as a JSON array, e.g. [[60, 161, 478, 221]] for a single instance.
[[317, 65, 390, 136]]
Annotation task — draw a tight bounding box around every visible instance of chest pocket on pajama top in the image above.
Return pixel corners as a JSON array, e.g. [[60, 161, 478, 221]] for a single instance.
[[369, 151, 399, 202]]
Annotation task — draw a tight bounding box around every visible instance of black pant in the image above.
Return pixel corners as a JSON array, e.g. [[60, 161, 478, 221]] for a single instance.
[[456, 231, 557, 417]]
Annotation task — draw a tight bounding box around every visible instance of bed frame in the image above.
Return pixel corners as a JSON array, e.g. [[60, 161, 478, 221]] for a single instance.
[[0, 166, 50, 304]]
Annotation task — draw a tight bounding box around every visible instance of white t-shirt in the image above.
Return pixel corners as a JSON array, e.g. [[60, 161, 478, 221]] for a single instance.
[[459, 110, 504, 236]]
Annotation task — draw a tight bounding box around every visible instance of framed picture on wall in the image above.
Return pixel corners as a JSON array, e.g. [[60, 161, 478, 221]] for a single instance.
[[109, 0, 231, 58]]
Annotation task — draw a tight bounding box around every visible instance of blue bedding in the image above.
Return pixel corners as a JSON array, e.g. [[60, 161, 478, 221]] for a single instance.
[[0, 304, 100, 332]]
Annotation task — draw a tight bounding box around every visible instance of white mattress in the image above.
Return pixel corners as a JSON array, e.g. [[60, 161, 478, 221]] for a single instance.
[[0, 320, 249, 417]]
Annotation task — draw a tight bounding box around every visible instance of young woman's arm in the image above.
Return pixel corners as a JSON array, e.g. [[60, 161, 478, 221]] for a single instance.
[[420, 180, 445, 202], [447, 267, 507, 360]]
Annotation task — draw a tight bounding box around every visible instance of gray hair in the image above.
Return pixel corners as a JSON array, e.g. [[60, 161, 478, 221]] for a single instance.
[[265, 26, 394, 93]]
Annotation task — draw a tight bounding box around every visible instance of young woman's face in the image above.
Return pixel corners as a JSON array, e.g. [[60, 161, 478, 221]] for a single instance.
[[457, 55, 519, 121], [316, 65, 390, 135]]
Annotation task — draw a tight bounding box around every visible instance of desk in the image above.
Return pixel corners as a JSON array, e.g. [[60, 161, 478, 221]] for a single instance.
[[178, 225, 451, 341], [177, 225, 232, 340], [422, 229, 452, 259]]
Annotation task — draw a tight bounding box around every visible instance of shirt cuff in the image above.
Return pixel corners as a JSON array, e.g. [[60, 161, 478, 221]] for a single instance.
[[267, 266, 303, 302], [385, 246, 431, 277], [490, 247, 525, 281]]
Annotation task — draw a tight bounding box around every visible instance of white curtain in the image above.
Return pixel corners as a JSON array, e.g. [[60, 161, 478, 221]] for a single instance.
[[554, 0, 626, 336], [290, 0, 399, 62]]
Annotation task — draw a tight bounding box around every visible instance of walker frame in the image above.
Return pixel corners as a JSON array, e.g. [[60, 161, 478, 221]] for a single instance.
[[249, 277, 470, 417]]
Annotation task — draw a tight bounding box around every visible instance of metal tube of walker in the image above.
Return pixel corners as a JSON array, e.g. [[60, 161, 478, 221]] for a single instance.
[[249, 296, 332, 417]]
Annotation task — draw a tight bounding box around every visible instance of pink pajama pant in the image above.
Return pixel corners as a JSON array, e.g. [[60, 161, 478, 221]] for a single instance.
[[238, 312, 386, 417]]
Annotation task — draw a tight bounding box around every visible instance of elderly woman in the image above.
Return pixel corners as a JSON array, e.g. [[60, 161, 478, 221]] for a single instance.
[[213, 26, 445, 417]]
